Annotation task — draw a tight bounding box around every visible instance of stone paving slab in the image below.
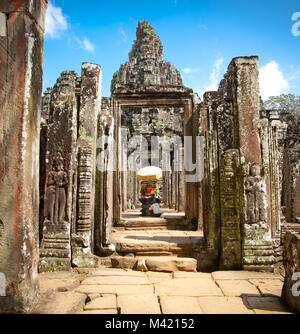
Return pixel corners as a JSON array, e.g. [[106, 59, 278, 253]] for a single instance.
[[197, 297, 254, 314], [81, 275, 151, 285], [38, 271, 77, 280], [146, 272, 172, 284], [78, 309, 118, 314], [248, 279, 283, 297], [86, 268, 147, 277], [32, 268, 295, 315], [154, 278, 223, 297], [173, 272, 212, 279], [118, 294, 161, 314], [216, 279, 260, 297], [245, 296, 292, 314], [38, 276, 81, 294], [31, 291, 86, 314], [76, 284, 154, 295], [212, 271, 282, 280], [159, 296, 203, 314], [84, 295, 117, 311]]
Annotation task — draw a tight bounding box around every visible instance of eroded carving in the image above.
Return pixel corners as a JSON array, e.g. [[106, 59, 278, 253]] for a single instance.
[[244, 163, 267, 224], [44, 152, 68, 224]]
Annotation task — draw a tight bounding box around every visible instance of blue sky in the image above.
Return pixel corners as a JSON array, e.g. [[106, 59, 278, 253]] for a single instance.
[[43, 0, 300, 100]]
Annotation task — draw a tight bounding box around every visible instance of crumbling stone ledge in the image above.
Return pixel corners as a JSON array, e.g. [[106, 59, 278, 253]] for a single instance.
[[282, 231, 300, 313]]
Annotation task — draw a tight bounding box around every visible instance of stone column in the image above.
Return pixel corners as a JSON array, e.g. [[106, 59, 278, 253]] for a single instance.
[[94, 98, 115, 255], [227, 57, 275, 271], [0, 0, 47, 313], [282, 231, 300, 313], [229, 57, 262, 165], [219, 149, 243, 270], [39, 71, 78, 273], [184, 101, 199, 222], [71, 63, 102, 268]]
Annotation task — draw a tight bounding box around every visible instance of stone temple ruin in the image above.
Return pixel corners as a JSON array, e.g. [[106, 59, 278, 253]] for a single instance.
[[0, 1, 299, 313]]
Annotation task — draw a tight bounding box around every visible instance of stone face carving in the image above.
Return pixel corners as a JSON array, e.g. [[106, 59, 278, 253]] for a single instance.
[[44, 153, 68, 224], [244, 163, 267, 224], [111, 20, 185, 93]]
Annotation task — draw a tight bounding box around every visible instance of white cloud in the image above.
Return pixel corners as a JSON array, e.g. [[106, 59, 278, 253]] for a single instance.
[[183, 68, 200, 74], [198, 24, 208, 31], [74, 36, 95, 52], [45, 1, 68, 38], [198, 57, 224, 97], [120, 27, 127, 43], [259, 61, 289, 100], [82, 37, 95, 52]]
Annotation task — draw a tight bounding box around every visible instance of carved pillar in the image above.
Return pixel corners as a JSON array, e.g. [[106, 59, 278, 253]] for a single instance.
[[94, 98, 115, 254], [203, 131, 220, 261], [0, 0, 47, 312], [71, 63, 102, 267], [39, 71, 78, 272], [242, 163, 275, 271], [219, 149, 242, 270]]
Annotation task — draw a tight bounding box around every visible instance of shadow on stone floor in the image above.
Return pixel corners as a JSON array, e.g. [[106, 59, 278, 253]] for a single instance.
[[240, 293, 292, 314]]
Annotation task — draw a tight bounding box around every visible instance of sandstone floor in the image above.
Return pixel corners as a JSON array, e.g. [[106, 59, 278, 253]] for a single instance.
[[30, 267, 294, 314]]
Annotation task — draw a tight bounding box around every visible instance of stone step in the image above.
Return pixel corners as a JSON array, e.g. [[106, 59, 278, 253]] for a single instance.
[[115, 219, 192, 230], [117, 211, 192, 230], [110, 230, 204, 257], [110, 255, 198, 272]]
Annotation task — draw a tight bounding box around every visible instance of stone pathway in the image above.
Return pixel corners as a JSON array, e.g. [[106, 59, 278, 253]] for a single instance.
[[30, 267, 294, 314]]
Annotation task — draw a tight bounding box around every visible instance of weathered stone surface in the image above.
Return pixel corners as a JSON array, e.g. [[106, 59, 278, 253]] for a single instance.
[[145, 257, 197, 272], [76, 284, 153, 295], [160, 296, 203, 314], [212, 271, 281, 280], [245, 296, 292, 314], [154, 278, 223, 297], [146, 271, 172, 284], [0, 0, 47, 313], [81, 275, 150, 286], [39, 61, 102, 271], [215, 279, 260, 297], [78, 309, 118, 314], [279, 113, 300, 224], [31, 291, 86, 314], [84, 295, 117, 310], [39, 222, 71, 272], [197, 297, 254, 314], [172, 272, 212, 279], [118, 294, 161, 314], [249, 279, 283, 297], [282, 231, 300, 313], [111, 21, 184, 93], [38, 272, 81, 294], [87, 268, 146, 277], [219, 149, 242, 269], [111, 256, 138, 269]]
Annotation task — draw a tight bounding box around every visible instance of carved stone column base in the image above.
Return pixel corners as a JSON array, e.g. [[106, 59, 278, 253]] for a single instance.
[[243, 223, 275, 272], [38, 221, 71, 272], [71, 233, 99, 268]]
